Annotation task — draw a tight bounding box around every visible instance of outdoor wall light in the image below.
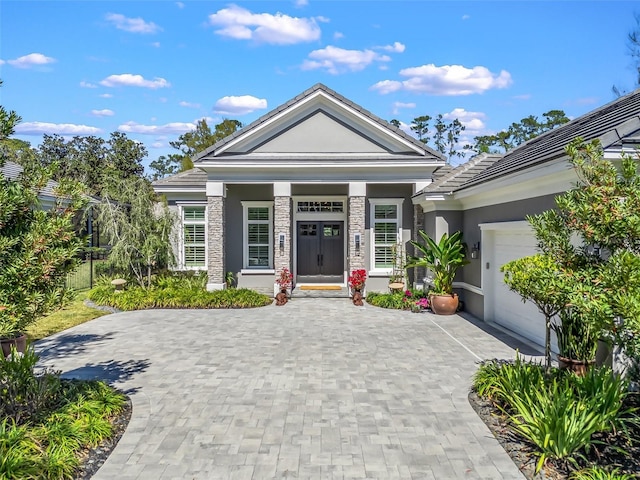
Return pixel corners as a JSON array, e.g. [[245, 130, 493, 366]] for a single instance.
[[354, 233, 361, 253], [471, 242, 480, 259], [279, 233, 286, 250]]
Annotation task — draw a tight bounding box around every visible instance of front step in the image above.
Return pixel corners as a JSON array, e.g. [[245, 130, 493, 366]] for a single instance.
[[292, 286, 349, 298]]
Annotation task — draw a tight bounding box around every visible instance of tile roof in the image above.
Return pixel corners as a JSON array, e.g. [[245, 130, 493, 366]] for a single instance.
[[194, 83, 445, 161], [152, 167, 207, 188], [417, 154, 502, 195], [458, 88, 640, 191]]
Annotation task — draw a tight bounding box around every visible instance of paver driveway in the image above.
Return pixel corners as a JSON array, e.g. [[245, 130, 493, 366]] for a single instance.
[[36, 299, 539, 480]]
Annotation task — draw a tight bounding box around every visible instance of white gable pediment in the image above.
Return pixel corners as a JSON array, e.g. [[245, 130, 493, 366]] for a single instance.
[[253, 111, 387, 154], [211, 89, 429, 157]]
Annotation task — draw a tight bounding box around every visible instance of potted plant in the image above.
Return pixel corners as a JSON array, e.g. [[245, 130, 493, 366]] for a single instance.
[[406, 231, 469, 315], [348, 269, 367, 306], [552, 308, 598, 375], [274, 267, 293, 306]]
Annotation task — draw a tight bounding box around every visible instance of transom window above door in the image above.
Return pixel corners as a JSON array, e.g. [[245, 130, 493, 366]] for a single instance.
[[297, 201, 344, 213]]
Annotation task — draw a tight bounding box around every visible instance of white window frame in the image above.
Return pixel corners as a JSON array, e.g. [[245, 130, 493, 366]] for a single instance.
[[369, 198, 403, 275], [242, 201, 274, 270], [179, 203, 207, 271]]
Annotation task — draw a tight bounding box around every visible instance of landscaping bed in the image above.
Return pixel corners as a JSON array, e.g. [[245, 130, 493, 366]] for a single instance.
[[88, 272, 273, 310], [470, 358, 640, 479], [1, 348, 130, 479]]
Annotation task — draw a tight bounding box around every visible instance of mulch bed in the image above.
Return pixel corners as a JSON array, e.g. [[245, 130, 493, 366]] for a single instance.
[[75, 396, 132, 479], [468, 390, 640, 479]]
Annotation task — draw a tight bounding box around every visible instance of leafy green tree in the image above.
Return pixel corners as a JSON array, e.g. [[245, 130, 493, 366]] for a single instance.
[[35, 133, 146, 198], [409, 114, 466, 160], [467, 110, 569, 154], [148, 154, 180, 181], [95, 177, 175, 288], [613, 13, 640, 96], [503, 137, 640, 367], [410, 115, 431, 144], [0, 85, 87, 338], [169, 118, 242, 172]]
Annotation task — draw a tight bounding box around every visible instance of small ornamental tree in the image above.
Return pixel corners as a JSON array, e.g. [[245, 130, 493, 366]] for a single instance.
[[503, 137, 640, 368], [95, 177, 175, 288], [501, 254, 572, 371]]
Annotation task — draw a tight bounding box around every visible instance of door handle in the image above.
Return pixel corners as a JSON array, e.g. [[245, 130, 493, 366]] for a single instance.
[[317, 254, 320, 266], [320, 254, 324, 266]]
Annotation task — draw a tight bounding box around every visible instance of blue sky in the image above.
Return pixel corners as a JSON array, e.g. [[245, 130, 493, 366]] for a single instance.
[[2, 1, 639, 168]]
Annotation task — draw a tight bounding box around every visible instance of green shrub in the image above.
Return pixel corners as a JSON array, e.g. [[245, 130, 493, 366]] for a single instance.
[[474, 357, 634, 472], [570, 467, 635, 480], [366, 288, 428, 310], [0, 346, 62, 425], [88, 281, 273, 310], [0, 346, 127, 479]]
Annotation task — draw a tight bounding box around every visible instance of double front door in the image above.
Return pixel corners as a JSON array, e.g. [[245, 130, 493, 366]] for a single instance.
[[297, 221, 344, 283]]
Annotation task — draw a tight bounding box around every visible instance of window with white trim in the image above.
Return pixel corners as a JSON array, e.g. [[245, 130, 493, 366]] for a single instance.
[[242, 202, 273, 269], [369, 199, 403, 271], [182, 206, 206, 268]]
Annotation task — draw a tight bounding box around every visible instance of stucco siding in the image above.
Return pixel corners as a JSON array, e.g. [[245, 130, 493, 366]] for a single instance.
[[225, 184, 274, 275], [459, 193, 557, 320]]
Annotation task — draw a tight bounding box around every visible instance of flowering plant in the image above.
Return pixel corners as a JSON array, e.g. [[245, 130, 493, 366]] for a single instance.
[[415, 298, 430, 309], [348, 269, 367, 291], [275, 267, 293, 290]]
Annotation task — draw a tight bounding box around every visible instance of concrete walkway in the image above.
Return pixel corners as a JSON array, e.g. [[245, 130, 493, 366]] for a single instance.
[[36, 299, 542, 480]]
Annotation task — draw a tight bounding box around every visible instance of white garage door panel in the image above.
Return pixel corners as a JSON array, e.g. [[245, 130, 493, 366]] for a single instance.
[[492, 231, 546, 347]]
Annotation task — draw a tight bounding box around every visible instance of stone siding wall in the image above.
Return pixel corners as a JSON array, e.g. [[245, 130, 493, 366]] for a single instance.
[[207, 196, 225, 287], [348, 196, 366, 271], [274, 196, 292, 274]]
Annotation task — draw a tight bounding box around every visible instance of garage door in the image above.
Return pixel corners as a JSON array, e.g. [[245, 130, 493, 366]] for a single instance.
[[484, 226, 547, 347]]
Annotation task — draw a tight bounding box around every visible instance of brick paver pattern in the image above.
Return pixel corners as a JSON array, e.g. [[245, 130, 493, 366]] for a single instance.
[[36, 299, 537, 480]]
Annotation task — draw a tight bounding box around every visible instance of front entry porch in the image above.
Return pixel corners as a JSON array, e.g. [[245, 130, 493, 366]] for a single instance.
[[296, 221, 345, 284]]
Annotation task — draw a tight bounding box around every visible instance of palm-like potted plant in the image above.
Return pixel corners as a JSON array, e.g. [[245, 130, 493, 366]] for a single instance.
[[552, 308, 598, 375], [406, 230, 469, 315]]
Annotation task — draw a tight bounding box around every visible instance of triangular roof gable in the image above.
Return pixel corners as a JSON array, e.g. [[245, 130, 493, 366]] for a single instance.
[[194, 83, 444, 161]]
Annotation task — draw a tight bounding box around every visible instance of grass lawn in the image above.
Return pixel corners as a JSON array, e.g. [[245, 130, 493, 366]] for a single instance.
[[26, 290, 109, 341]]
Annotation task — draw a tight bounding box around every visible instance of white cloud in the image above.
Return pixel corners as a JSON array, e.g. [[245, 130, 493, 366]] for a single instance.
[[91, 109, 115, 117], [151, 42, 161, 48], [15, 122, 101, 135], [105, 13, 162, 34], [118, 121, 196, 135], [371, 64, 512, 96], [462, 14, 471, 20], [99, 93, 114, 98], [0, 60, 5, 65], [213, 95, 268, 115], [333, 31, 344, 40], [151, 141, 165, 148], [80, 81, 97, 88], [294, 0, 308, 6], [378, 41, 405, 53], [7, 53, 56, 69], [208, 4, 322, 45], [513, 93, 531, 100], [179, 101, 201, 108], [391, 102, 416, 115], [176, 2, 184, 8], [100, 74, 170, 89], [443, 108, 487, 132], [301, 46, 390, 75]]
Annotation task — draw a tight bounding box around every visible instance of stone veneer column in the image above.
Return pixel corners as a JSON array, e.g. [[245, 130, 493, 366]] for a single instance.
[[273, 183, 292, 276], [206, 181, 225, 291], [413, 203, 425, 286], [348, 182, 366, 272]]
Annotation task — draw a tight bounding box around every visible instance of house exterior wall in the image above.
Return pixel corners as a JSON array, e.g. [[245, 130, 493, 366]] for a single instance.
[[365, 184, 414, 292], [459, 193, 558, 320]]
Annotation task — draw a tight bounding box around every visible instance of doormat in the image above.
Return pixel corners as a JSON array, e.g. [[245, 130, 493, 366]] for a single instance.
[[299, 285, 343, 291]]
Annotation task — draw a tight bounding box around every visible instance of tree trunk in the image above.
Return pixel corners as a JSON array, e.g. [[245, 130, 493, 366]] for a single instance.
[[545, 315, 552, 373]]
